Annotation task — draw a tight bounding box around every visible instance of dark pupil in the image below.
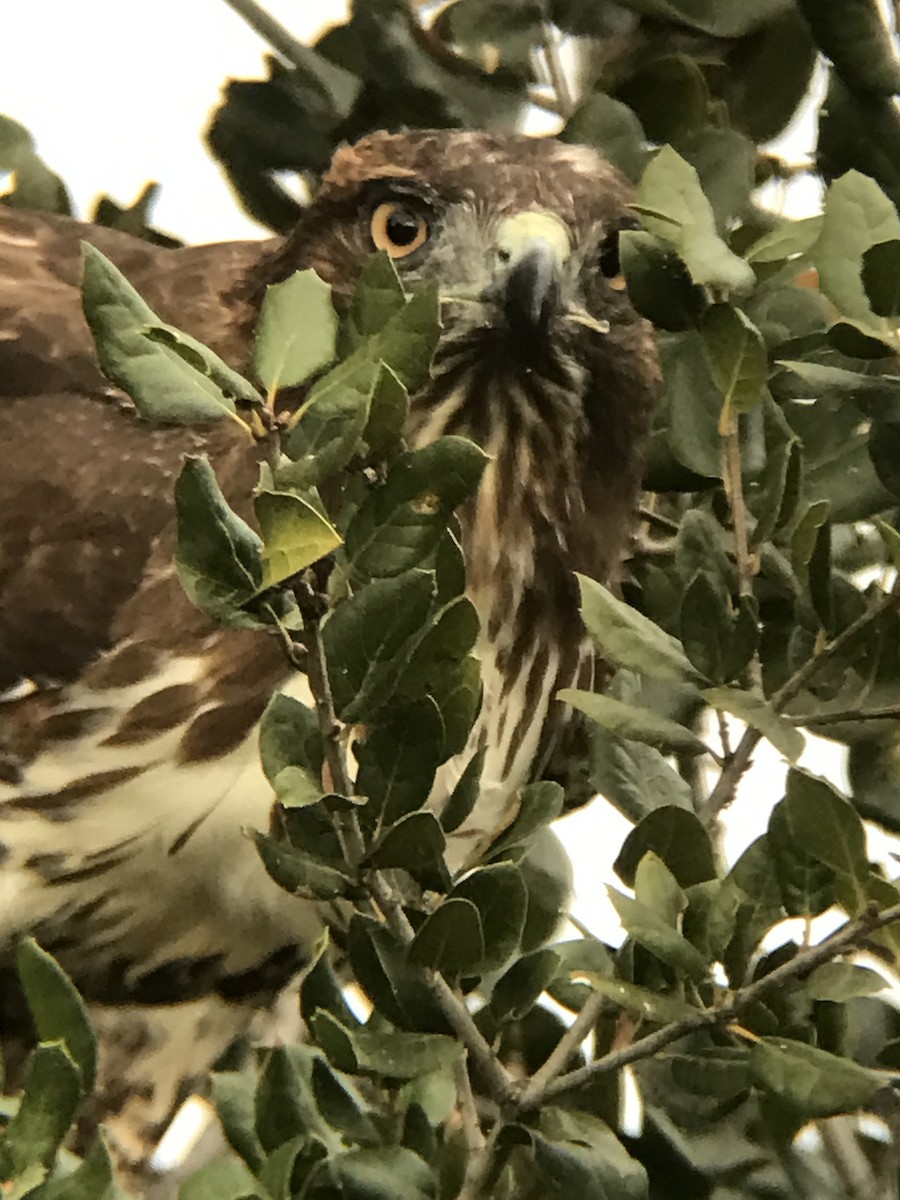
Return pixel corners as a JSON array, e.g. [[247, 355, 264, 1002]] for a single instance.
[[386, 207, 421, 246]]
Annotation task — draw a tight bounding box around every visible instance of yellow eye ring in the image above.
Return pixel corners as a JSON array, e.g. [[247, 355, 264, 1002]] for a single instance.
[[370, 200, 429, 258]]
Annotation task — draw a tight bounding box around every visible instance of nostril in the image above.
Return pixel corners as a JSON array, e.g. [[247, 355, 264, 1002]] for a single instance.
[[497, 248, 511, 265]]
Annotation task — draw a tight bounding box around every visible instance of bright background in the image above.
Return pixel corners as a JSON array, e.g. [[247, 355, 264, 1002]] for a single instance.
[[1, 2, 860, 943]]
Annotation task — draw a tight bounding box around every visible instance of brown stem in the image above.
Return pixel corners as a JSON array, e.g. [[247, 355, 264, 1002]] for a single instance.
[[300, 598, 515, 1106], [702, 589, 900, 823], [788, 703, 900, 726], [525, 898, 900, 1109], [517, 993, 605, 1109]]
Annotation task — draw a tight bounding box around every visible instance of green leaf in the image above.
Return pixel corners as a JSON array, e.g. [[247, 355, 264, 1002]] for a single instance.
[[490, 949, 561, 1023], [782, 769, 869, 909], [340, 252, 407, 352], [805, 961, 888, 1002], [324, 570, 437, 723], [725, 835, 786, 981], [608, 886, 709, 979], [534, 1109, 648, 1200], [365, 363, 409, 454], [703, 687, 804, 763], [813, 170, 900, 330], [562, 91, 646, 181], [255, 489, 341, 587], [347, 916, 435, 1030], [368, 812, 446, 872], [750, 1037, 880, 1117], [16, 939, 97, 1091], [482, 780, 565, 861], [583, 728, 693, 824], [615, 807, 716, 889], [280, 354, 375, 487], [258, 692, 324, 803], [178, 1154, 264, 1200], [745, 216, 823, 264], [255, 1044, 332, 1156], [678, 571, 734, 684], [355, 700, 443, 826], [577, 574, 701, 685], [451, 863, 528, 972], [37, 1134, 118, 1200], [861, 239, 900, 317], [768, 801, 838, 917], [619, 231, 706, 330], [559, 689, 708, 756], [329, 1146, 435, 1200], [174, 456, 264, 622], [312, 1056, 376, 1145], [408, 897, 486, 976], [790, 499, 832, 626], [253, 268, 338, 393], [637, 146, 755, 294], [701, 304, 767, 417], [439, 748, 484, 834], [2, 1043, 82, 1174], [796, 0, 900, 95], [344, 438, 487, 581], [580, 975, 700, 1024], [210, 1072, 265, 1174], [252, 830, 356, 901], [81, 243, 258, 423], [669, 1047, 752, 1101], [312, 1012, 461, 1080]]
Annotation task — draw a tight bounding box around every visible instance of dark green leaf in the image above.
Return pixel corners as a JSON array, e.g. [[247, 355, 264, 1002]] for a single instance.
[[210, 1072, 265, 1173], [482, 780, 565, 861], [559, 689, 708, 755], [451, 863, 528, 972], [368, 811, 446, 871], [2, 1043, 81, 1174], [312, 1012, 461, 1080], [751, 1037, 879, 1117], [615, 807, 716, 889], [637, 147, 754, 294], [329, 1146, 434, 1200], [797, 0, 900, 94], [490, 949, 561, 1023], [805, 961, 888, 1001], [701, 304, 767, 416], [345, 438, 487, 581], [408, 897, 485, 976], [577, 574, 701, 685], [178, 1154, 264, 1200], [324, 570, 437, 722], [534, 1108, 648, 1200], [16, 939, 97, 1091], [608, 887, 708, 979], [174, 456, 264, 622], [439, 748, 484, 834], [861, 238, 900, 317], [782, 768, 869, 910], [619, 231, 706, 330], [37, 1133, 118, 1200], [768, 800, 838, 917], [81, 243, 258, 423], [562, 91, 646, 182], [252, 830, 356, 901]]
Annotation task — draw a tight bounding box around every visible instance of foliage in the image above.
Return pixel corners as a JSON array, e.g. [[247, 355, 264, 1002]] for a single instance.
[[5, 1, 900, 1198]]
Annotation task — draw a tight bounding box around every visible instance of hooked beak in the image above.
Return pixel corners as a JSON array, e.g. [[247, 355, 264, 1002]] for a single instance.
[[488, 210, 571, 335]]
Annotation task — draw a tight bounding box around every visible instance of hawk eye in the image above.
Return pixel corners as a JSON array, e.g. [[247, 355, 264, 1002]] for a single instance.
[[370, 200, 429, 259], [598, 216, 642, 282]]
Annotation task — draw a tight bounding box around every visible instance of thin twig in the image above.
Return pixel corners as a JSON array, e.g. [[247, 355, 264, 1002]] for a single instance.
[[525, 898, 900, 1108], [454, 1052, 485, 1158], [518, 993, 604, 1108], [220, 0, 322, 71], [788, 703, 900, 727], [540, 22, 575, 119], [300, 597, 515, 1106], [701, 589, 900, 823], [637, 505, 680, 536]]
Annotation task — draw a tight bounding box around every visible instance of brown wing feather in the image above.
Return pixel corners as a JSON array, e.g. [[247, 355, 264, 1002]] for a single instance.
[[0, 208, 276, 691]]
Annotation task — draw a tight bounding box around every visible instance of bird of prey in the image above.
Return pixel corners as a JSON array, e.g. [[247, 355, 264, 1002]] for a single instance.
[[0, 130, 657, 1164]]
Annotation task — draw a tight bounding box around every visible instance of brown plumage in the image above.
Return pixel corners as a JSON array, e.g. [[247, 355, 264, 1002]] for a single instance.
[[0, 130, 658, 1165]]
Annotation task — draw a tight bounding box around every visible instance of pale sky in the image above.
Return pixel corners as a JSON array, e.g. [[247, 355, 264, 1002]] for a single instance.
[[2, 2, 854, 938]]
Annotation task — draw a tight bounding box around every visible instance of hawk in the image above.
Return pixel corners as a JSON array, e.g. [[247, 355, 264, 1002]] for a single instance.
[[0, 130, 657, 1164]]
